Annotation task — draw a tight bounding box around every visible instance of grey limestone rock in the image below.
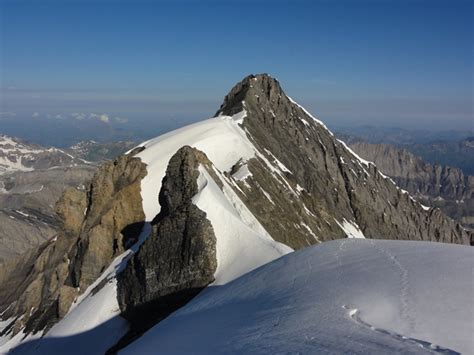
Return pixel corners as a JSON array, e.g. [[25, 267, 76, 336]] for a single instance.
[[0, 153, 147, 335], [216, 74, 471, 247], [348, 141, 474, 229]]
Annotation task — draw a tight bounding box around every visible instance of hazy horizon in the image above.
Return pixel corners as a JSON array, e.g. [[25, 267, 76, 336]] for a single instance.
[[1, 0, 473, 136]]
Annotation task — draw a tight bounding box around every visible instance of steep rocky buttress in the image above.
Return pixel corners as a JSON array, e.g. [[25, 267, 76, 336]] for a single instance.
[[111, 146, 217, 352], [0, 153, 147, 336], [216, 74, 471, 246]]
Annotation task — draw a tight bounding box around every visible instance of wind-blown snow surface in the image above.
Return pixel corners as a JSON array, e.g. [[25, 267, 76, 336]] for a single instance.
[[194, 167, 291, 284], [135, 113, 255, 220], [122, 240, 473, 355]]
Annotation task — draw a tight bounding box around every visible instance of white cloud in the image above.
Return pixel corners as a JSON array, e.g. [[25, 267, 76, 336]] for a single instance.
[[114, 116, 128, 123], [98, 114, 109, 123], [0, 111, 16, 118], [32, 112, 40, 118], [71, 112, 87, 120], [42, 111, 121, 124], [89, 113, 109, 123]]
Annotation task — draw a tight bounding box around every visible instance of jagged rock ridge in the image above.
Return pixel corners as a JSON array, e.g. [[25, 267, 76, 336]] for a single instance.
[[216, 74, 470, 246], [348, 141, 474, 229]]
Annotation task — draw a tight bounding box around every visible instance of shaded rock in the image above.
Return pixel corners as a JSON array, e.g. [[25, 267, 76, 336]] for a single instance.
[[114, 146, 217, 352]]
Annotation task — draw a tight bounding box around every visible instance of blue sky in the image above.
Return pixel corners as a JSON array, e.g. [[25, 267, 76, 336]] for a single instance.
[[1, 0, 473, 131]]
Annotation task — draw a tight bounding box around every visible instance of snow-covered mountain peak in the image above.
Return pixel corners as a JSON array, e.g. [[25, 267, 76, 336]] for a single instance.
[[0, 135, 88, 174], [0, 74, 471, 354]]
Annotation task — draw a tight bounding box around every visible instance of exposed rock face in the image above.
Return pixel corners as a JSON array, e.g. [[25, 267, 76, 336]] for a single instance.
[[0, 154, 147, 335], [69, 155, 147, 290], [348, 142, 474, 229], [115, 146, 217, 351], [216, 74, 471, 246], [0, 165, 96, 263]]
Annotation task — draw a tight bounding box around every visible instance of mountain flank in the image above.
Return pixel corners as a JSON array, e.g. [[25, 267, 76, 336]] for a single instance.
[[349, 141, 473, 229], [216, 74, 470, 246]]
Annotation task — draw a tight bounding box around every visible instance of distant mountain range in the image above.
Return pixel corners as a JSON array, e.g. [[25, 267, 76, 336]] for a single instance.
[[69, 140, 137, 162], [336, 128, 474, 175], [348, 141, 473, 229], [334, 125, 473, 146]]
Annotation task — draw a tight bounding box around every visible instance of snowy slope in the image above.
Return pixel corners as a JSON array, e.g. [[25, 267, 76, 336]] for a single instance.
[[2, 99, 470, 355], [1, 111, 291, 354], [135, 113, 255, 220], [122, 239, 473, 355], [135, 111, 291, 283], [194, 167, 291, 284]]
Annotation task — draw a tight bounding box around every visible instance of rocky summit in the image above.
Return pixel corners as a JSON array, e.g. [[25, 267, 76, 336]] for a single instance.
[[216, 74, 470, 246], [0, 74, 471, 354]]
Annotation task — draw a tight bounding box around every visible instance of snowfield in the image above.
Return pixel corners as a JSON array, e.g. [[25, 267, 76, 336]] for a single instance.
[[135, 113, 256, 221], [193, 167, 291, 284], [122, 239, 473, 355]]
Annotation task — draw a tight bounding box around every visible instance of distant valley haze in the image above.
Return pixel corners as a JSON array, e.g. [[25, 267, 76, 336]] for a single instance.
[[1, 0, 472, 147]]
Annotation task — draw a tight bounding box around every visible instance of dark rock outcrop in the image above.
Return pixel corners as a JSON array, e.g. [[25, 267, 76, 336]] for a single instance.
[[216, 74, 471, 247], [348, 142, 474, 229], [0, 154, 147, 335], [114, 146, 217, 352]]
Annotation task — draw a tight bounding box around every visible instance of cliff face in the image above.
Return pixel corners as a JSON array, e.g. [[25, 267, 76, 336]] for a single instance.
[[349, 142, 474, 229], [216, 74, 471, 246], [0, 154, 147, 336], [0, 165, 96, 264], [114, 146, 217, 351]]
